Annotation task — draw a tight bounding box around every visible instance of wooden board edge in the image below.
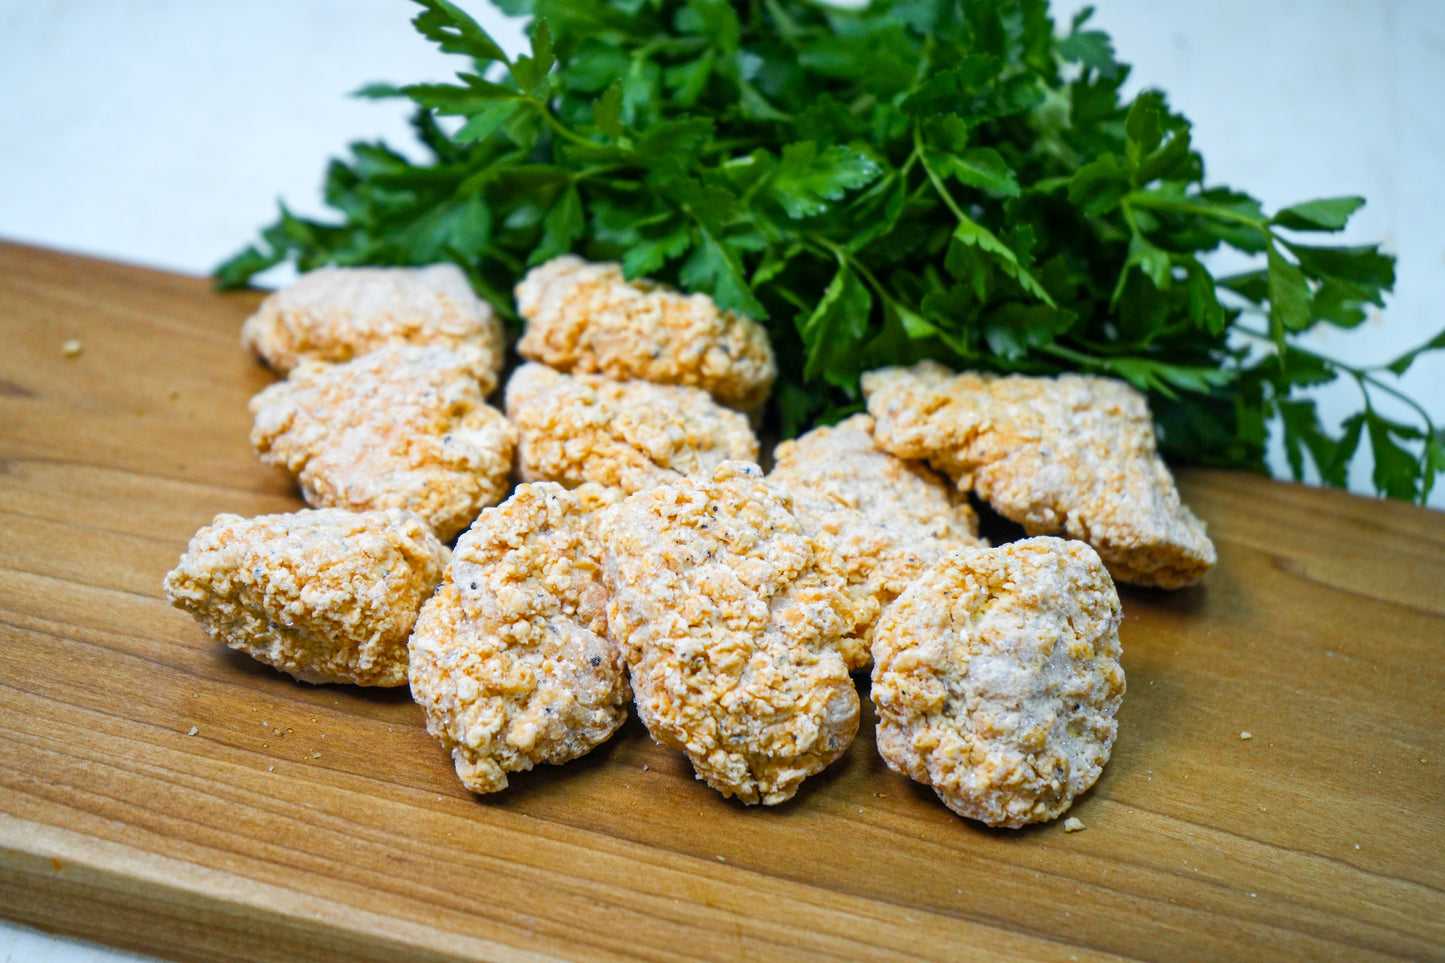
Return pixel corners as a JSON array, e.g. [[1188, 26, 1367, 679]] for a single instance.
[[0, 815, 559, 963]]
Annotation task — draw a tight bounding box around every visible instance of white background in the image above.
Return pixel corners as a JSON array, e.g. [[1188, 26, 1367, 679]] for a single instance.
[[0, 0, 1441, 959]]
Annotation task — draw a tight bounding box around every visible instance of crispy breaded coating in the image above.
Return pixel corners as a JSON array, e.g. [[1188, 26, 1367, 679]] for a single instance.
[[408, 483, 630, 794], [250, 345, 515, 541], [515, 256, 776, 409], [241, 264, 506, 393], [599, 462, 861, 805], [505, 362, 758, 494], [163, 508, 447, 686], [768, 415, 984, 671], [862, 361, 1216, 588], [871, 537, 1125, 828]]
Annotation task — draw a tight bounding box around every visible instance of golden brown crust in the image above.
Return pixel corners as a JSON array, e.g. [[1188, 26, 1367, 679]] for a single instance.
[[768, 414, 984, 670], [250, 345, 516, 541], [504, 362, 758, 494], [241, 264, 506, 393], [407, 483, 630, 794], [599, 462, 861, 805], [163, 508, 448, 686], [862, 361, 1216, 588], [515, 256, 776, 409], [870, 537, 1125, 828]]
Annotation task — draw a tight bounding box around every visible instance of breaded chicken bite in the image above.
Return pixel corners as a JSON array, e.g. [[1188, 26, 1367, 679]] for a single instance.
[[250, 344, 515, 541], [515, 256, 776, 409], [242, 264, 506, 393], [871, 537, 1125, 828], [505, 362, 758, 494], [163, 508, 447, 686], [862, 361, 1215, 588], [408, 483, 630, 794], [600, 462, 861, 805], [768, 414, 984, 670]]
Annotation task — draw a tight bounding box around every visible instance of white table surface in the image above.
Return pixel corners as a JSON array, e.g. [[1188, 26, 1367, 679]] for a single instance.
[[1, 1, 1442, 960]]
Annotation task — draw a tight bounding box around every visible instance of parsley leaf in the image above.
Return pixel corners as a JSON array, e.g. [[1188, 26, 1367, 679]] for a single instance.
[[770, 144, 882, 219], [1273, 196, 1365, 232], [219, 0, 1440, 504]]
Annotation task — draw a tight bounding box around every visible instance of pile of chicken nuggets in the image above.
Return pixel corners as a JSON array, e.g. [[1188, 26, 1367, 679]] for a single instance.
[[165, 256, 1215, 828]]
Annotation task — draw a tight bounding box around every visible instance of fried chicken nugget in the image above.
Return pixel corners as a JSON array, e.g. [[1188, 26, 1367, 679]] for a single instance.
[[768, 414, 984, 670], [164, 508, 448, 686], [515, 256, 776, 409], [250, 344, 516, 541], [242, 264, 506, 392], [600, 462, 861, 805], [408, 483, 630, 794], [871, 537, 1125, 828], [505, 362, 758, 494], [862, 361, 1215, 588]]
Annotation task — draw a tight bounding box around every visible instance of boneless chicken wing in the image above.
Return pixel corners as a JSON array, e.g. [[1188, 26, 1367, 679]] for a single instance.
[[863, 362, 1215, 588], [250, 344, 515, 541], [505, 362, 757, 495], [164, 508, 448, 686], [768, 414, 983, 670], [242, 264, 506, 393], [600, 462, 862, 805], [408, 483, 630, 793], [871, 537, 1125, 828], [515, 256, 776, 409]]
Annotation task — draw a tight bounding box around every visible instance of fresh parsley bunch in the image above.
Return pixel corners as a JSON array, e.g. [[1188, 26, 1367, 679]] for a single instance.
[[219, 0, 1445, 503]]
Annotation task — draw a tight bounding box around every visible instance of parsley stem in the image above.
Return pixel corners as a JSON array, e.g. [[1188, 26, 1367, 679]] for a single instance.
[[484, 246, 523, 275], [898, 144, 921, 181], [914, 127, 968, 223], [703, 139, 763, 156], [1350, 372, 1435, 436], [1125, 191, 1267, 229], [1234, 323, 1439, 437], [810, 239, 899, 313], [841, 251, 890, 306], [526, 97, 601, 151], [574, 164, 626, 180], [1039, 342, 1105, 368], [913, 125, 1054, 307], [1110, 202, 1145, 305]]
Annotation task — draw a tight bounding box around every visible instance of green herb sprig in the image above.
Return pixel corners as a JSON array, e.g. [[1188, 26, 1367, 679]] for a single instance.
[[219, 0, 1445, 503]]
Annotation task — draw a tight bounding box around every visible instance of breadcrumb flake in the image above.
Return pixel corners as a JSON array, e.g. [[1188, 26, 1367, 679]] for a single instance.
[[242, 264, 506, 392], [505, 362, 757, 494], [250, 345, 516, 540], [600, 462, 861, 805], [768, 414, 983, 669], [516, 256, 776, 409], [164, 508, 448, 686], [871, 537, 1125, 828], [863, 361, 1216, 588], [408, 483, 630, 794]]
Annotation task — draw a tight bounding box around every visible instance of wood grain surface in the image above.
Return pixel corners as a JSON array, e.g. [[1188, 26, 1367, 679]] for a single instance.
[[1, 241, 1443, 963]]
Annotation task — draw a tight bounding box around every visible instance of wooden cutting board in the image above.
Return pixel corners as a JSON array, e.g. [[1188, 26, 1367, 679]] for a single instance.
[[1, 241, 1442, 963]]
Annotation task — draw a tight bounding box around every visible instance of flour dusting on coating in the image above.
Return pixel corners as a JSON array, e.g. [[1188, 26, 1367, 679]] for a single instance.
[[515, 256, 776, 409], [242, 264, 505, 392], [863, 361, 1215, 588], [768, 414, 983, 670], [164, 508, 448, 686], [408, 483, 630, 793], [870, 537, 1125, 827], [505, 362, 757, 494], [250, 344, 515, 540], [600, 462, 861, 805]]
